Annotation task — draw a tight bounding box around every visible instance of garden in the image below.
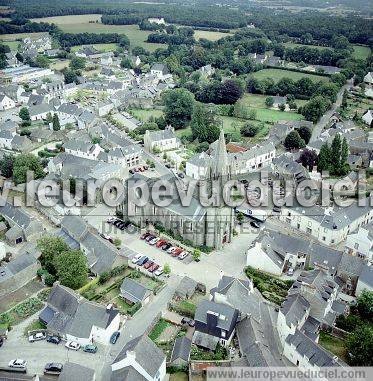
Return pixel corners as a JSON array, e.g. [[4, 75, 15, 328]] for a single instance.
[[245, 266, 293, 305]]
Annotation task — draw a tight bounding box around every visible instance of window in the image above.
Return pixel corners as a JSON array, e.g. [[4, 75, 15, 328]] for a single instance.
[[221, 330, 226, 338], [354, 243, 359, 250]]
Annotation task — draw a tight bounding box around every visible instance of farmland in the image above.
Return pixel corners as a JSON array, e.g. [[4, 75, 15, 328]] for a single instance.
[[352, 45, 371, 60], [284, 42, 330, 51], [252, 68, 330, 82], [30, 14, 166, 51], [193, 29, 232, 41], [71, 43, 118, 53]]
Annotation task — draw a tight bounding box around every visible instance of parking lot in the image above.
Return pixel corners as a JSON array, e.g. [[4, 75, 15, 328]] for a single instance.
[[0, 314, 107, 376]]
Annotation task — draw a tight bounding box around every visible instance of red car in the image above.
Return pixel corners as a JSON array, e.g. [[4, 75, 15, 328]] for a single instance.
[[172, 248, 183, 257], [138, 167, 145, 172], [149, 263, 159, 273], [144, 261, 154, 270], [140, 232, 150, 240], [156, 239, 166, 248]]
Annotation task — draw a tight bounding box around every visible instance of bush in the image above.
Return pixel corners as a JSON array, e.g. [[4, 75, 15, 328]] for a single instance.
[[241, 123, 259, 137], [98, 271, 111, 285], [44, 273, 56, 287], [127, 302, 141, 316]]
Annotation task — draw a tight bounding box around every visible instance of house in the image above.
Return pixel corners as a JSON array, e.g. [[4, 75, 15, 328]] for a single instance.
[[0, 94, 16, 110], [148, 17, 166, 24], [364, 72, 373, 86], [10, 135, 33, 152], [0, 198, 43, 244], [144, 125, 180, 153], [63, 140, 104, 160], [174, 276, 197, 299], [59, 215, 126, 275], [39, 283, 120, 346], [170, 336, 192, 366], [0, 130, 15, 149], [198, 64, 215, 77], [193, 300, 239, 350], [272, 95, 287, 109], [356, 265, 373, 295], [111, 334, 166, 381], [345, 227, 373, 261], [0, 253, 40, 296], [98, 101, 114, 117], [0, 65, 54, 84], [186, 152, 211, 180], [119, 278, 152, 306], [59, 362, 95, 381], [28, 103, 51, 121], [362, 110, 373, 126], [150, 63, 170, 79]]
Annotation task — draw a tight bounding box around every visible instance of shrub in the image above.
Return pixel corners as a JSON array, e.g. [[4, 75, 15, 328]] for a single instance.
[[44, 273, 56, 287], [127, 302, 141, 316], [98, 271, 111, 285]]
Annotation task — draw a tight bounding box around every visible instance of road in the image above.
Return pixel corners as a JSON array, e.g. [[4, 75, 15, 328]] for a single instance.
[[310, 78, 354, 143], [99, 274, 181, 380]]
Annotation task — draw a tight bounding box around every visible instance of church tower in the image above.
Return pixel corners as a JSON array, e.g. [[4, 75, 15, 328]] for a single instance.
[[211, 129, 230, 179]]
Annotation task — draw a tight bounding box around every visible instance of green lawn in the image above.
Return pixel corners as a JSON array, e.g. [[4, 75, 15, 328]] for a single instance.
[[252, 68, 329, 82], [23, 319, 46, 336], [129, 108, 164, 122], [284, 42, 331, 51], [30, 15, 165, 52], [319, 332, 348, 362], [149, 319, 171, 341], [194, 29, 232, 41], [0, 40, 20, 50], [170, 373, 188, 381], [352, 45, 371, 60]]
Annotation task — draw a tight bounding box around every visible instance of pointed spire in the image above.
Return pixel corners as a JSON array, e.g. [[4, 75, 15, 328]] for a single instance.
[[211, 129, 229, 179]]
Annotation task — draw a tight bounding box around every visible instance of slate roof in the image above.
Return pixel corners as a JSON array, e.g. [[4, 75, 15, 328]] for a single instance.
[[41, 283, 119, 338], [280, 294, 310, 327], [170, 336, 192, 363], [120, 278, 150, 304], [0, 253, 37, 283], [28, 103, 51, 117], [174, 276, 197, 299], [195, 300, 238, 331], [59, 362, 95, 381], [359, 265, 373, 288], [112, 335, 165, 379]]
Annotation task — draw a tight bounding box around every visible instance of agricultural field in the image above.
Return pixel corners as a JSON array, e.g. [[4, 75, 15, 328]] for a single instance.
[[71, 43, 118, 53], [252, 68, 330, 83], [284, 42, 331, 51], [30, 14, 166, 52], [352, 45, 371, 60], [50, 59, 70, 70], [193, 29, 232, 41]]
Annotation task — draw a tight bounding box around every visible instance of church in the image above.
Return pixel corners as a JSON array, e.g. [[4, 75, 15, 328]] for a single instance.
[[118, 130, 235, 250]]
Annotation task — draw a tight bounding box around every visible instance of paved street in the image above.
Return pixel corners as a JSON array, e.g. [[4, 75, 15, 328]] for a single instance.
[[0, 312, 106, 376]]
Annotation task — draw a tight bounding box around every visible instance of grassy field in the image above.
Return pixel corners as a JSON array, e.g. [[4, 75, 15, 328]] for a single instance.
[[319, 332, 348, 362], [50, 59, 70, 70], [194, 29, 232, 41], [252, 68, 329, 82], [129, 108, 164, 122], [284, 42, 331, 51], [352, 45, 371, 60], [71, 43, 118, 53], [0, 32, 46, 50], [170, 373, 188, 381], [31, 15, 165, 52]]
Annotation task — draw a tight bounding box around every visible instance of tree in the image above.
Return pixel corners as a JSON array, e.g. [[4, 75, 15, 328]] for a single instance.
[[118, 35, 130, 49], [284, 131, 305, 150], [265, 96, 274, 108], [44, 273, 56, 287], [35, 54, 49, 68], [331, 133, 342, 174], [218, 80, 243, 104], [162, 88, 195, 129], [240, 123, 259, 137], [299, 149, 317, 170], [193, 249, 201, 262], [63, 68, 78, 84], [346, 325, 373, 366], [55, 250, 88, 290], [19, 107, 30, 122], [278, 103, 286, 111], [301, 96, 331, 123], [340, 136, 349, 175], [13, 153, 45, 184], [163, 263, 171, 275], [37, 236, 69, 275], [317, 142, 332, 172], [0, 154, 15, 178], [120, 57, 132, 69], [357, 290, 373, 320], [190, 103, 220, 143], [52, 113, 60, 131], [298, 126, 312, 144], [69, 56, 86, 71], [341, 89, 348, 109]]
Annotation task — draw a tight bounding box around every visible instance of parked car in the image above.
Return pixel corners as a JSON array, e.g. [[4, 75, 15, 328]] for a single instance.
[[188, 319, 195, 327], [154, 266, 163, 276], [140, 232, 150, 240], [149, 237, 160, 245], [250, 220, 260, 229], [178, 251, 189, 260], [100, 233, 113, 243], [129, 169, 134, 174], [131, 254, 142, 264], [138, 167, 145, 172], [8, 359, 27, 369], [47, 335, 61, 345], [118, 223, 126, 230], [83, 344, 98, 353], [156, 239, 166, 248], [44, 363, 63, 374], [65, 341, 80, 350], [0, 337, 3, 347], [287, 268, 294, 276], [106, 217, 116, 223], [148, 263, 159, 273], [28, 332, 46, 342], [145, 235, 155, 242], [167, 246, 177, 254], [137, 256, 149, 266], [172, 248, 183, 257], [143, 165, 149, 170], [165, 163, 171, 168], [110, 331, 120, 344], [162, 243, 172, 251], [143, 260, 154, 270], [114, 220, 122, 228], [178, 173, 184, 178]]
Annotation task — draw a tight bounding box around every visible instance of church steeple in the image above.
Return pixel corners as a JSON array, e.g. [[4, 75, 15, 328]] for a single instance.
[[211, 129, 230, 179]]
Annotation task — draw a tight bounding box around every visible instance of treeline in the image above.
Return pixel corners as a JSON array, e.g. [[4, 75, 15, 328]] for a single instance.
[[147, 28, 195, 46], [247, 75, 344, 101], [0, 20, 56, 35], [0, 43, 10, 69], [53, 32, 130, 48]]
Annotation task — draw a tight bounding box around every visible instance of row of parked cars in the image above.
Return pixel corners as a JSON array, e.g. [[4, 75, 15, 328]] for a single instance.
[[129, 165, 149, 174], [131, 252, 164, 276], [8, 359, 64, 375], [141, 232, 189, 260]]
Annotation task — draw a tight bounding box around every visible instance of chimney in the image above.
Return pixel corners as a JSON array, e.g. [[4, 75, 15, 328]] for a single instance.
[[220, 270, 224, 280], [126, 350, 136, 361]]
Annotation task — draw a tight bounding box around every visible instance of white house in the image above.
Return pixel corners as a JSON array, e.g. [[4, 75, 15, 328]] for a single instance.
[[150, 63, 170, 80], [98, 101, 114, 117], [148, 17, 165, 25], [186, 152, 211, 180], [39, 283, 120, 346], [0, 130, 16, 149], [111, 335, 166, 381], [345, 227, 373, 261], [364, 72, 373, 86], [143, 125, 180, 153], [63, 140, 104, 160], [0, 94, 16, 110], [362, 110, 373, 126]]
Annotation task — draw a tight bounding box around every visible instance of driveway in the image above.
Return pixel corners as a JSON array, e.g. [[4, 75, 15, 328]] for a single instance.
[[0, 312, 106, 376]]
